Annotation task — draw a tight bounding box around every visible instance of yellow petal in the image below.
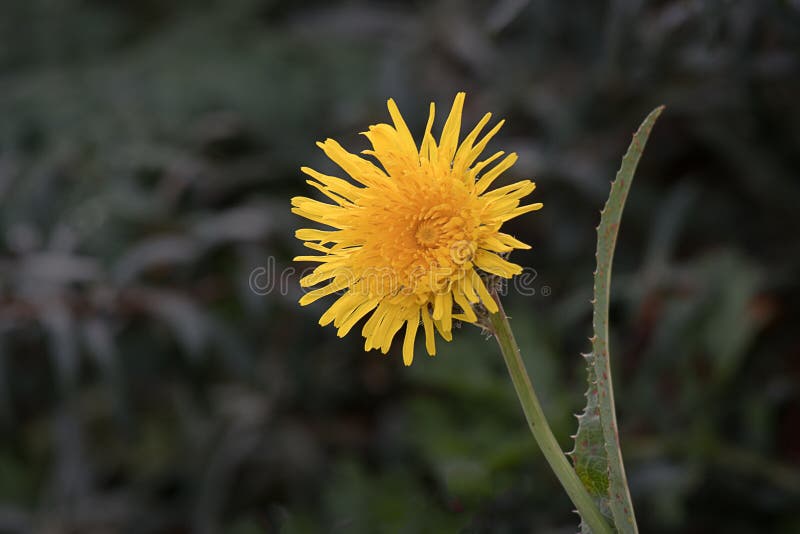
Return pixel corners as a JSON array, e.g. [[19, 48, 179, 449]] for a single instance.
[[421, 306, 436, 356], [386, 98, 419, 160], [453, 289, 477, 323], [439, 92, 465, 165], [337, 297, 381, 337], [453, 113, 492, 175], [299, 276, 352, 306], [471, 270, 499, 313], [475, 249, 523, 278], [317, 139, 388, 187], [475, 153, 518, 194], [420, 102, 437, 163], [402, 310, 420, 365]]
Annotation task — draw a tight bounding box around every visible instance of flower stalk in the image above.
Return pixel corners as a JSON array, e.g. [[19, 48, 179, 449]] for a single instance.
[[487, 292, 613, 534]]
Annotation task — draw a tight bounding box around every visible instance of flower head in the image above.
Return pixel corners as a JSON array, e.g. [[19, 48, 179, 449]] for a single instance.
[[292, 93, 542, 365]]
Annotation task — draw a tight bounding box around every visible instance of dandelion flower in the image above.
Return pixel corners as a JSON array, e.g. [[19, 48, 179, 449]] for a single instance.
[[292, 92, 542, 365]]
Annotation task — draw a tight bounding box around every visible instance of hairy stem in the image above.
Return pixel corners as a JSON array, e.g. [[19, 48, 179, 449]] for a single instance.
[[488, 293, 613, 534]]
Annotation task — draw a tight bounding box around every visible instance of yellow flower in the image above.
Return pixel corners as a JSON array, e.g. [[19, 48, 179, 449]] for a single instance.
[[292, 92, 542, 365]]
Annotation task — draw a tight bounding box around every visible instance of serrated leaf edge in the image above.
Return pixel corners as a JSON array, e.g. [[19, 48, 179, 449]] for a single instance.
[[573, 106, 665, 534]]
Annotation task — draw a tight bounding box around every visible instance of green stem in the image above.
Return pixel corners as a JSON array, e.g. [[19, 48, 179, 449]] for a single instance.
[[488, 294, 613, 534]]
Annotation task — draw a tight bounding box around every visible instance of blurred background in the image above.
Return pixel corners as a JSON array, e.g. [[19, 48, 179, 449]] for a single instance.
[[1, 1, 799, 532]]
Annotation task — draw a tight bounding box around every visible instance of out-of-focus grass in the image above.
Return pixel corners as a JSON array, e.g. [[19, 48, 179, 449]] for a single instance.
[[1, 1, 799, 532]]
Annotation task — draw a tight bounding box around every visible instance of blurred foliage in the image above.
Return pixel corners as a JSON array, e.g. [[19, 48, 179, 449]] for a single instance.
[[1, 0, 800, 532]]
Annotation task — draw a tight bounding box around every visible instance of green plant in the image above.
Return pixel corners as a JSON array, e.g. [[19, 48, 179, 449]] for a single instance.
[[489, 106, 664, 533]]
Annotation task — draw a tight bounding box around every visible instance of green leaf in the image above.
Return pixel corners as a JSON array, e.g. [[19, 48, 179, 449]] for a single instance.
[[570, 353, 613, 532], [571, 106, 664, 534]]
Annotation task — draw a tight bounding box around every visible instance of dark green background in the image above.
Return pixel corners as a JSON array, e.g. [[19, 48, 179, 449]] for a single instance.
[[1, 1, 799, 532]]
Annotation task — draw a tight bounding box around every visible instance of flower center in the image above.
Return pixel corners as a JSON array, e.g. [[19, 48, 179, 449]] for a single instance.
[[415, 220, 439, 248]]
